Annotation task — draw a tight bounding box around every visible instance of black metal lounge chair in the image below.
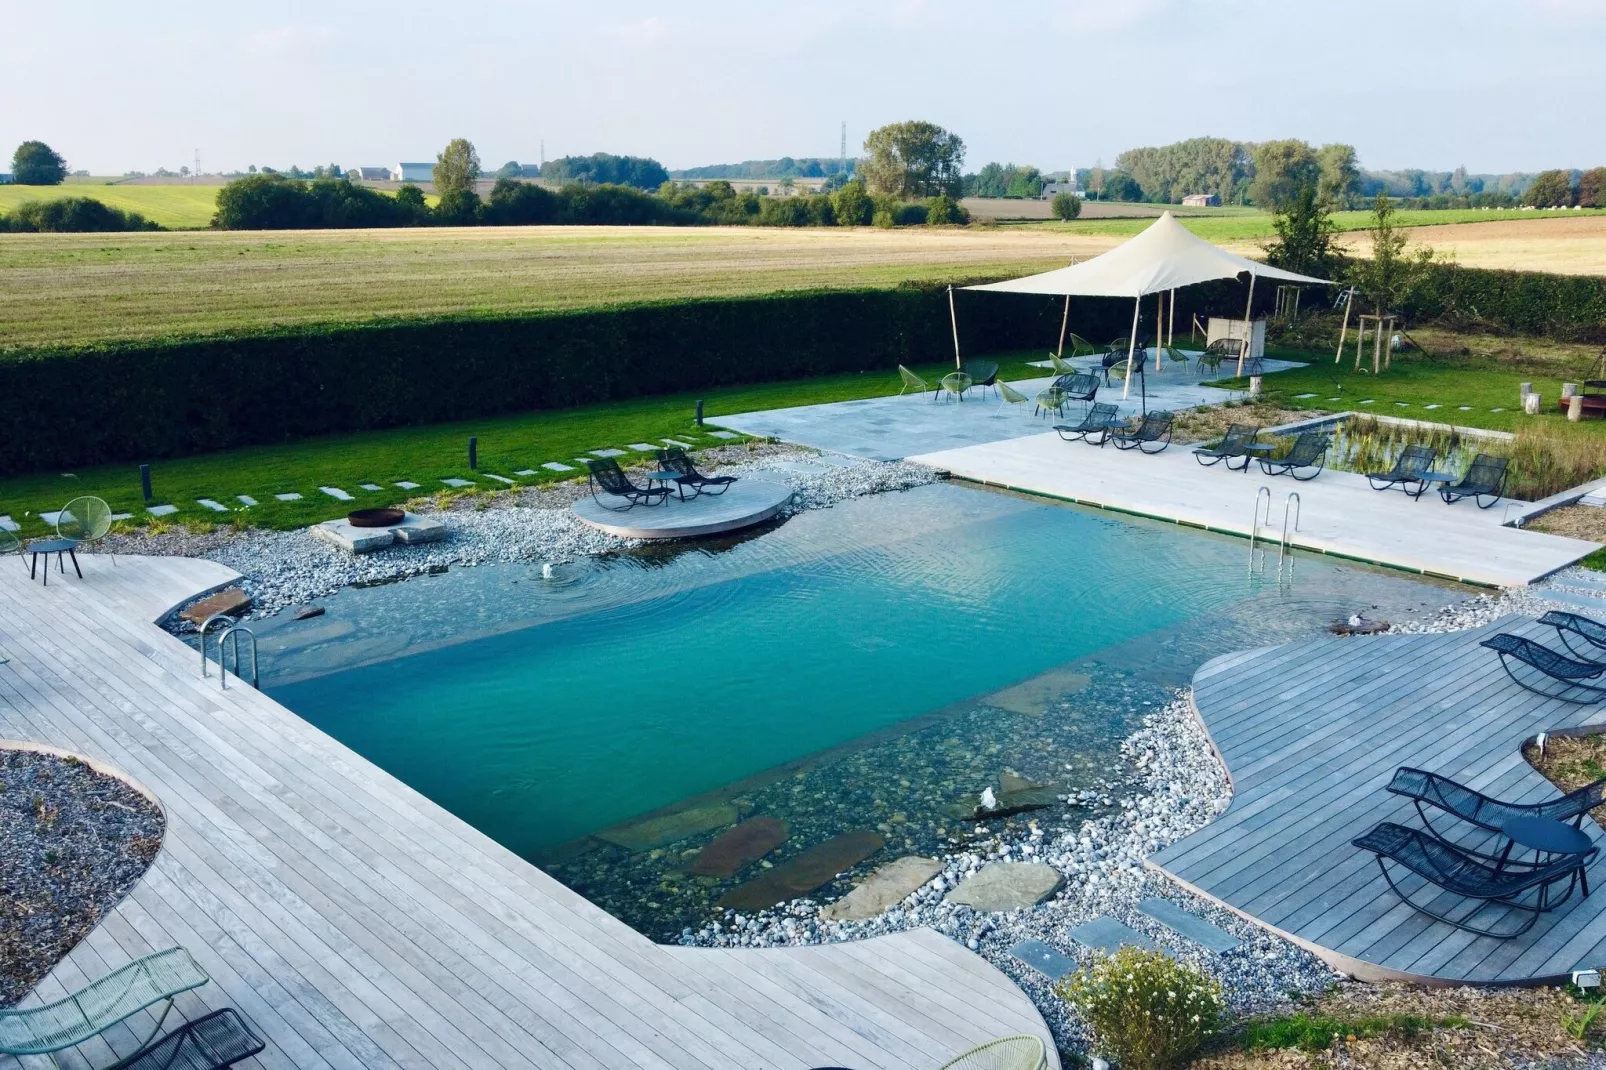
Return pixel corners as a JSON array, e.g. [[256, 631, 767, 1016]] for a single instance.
[[1054, 372, 1100, 408], [1352, 820, 1596, 938], [105, 1008, 265, 1070], [1366, 443, 1437, 498], [1054, 402, 1120, 445], [962, 359, 1000, 399], [1439, 454, 1509, 508], [1110, 410, 1174, 453], [1258, 431, 1331, 480], [1192, 422, 1259, 470], [1387, 766, 1606, 848], [584, 457, 670, 511], [1481, 632, 1606, 702], [656, 448, 737, 499], [1102, 345, 1148, 386], [1541, 610, 1606, 662]]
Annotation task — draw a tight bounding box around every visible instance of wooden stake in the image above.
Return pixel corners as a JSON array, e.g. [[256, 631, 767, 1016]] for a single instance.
[[1121, 297, 1140, 399], [1334, 288, 1353, 363], [948, 285, 961, 369], [1236, 274, 1257, 377], [1056, 293, 1070, 357]]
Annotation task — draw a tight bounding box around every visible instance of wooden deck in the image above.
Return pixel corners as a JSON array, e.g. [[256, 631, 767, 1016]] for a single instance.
[[1152, 618, 1606, 984], [0, 555, 1056, 1070]]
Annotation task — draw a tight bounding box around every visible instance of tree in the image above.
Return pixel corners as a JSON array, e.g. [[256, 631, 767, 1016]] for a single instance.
[[12, 140, 68, 185], [1262, 183, 1341, 280], [831, 180, 873, 227], [1, 197, 158, 233], [924, 194, 967, 225], [1347, 193, 1434, 371], [434, 188, 481, 225], [212, 173, 313, 229], [1116, 137, 1247, 204], [496, 160, 522, 180], [1249, 139, 1321, 209], [1578, 167, 1606, 209], [1101, 171, 1142, 202], [1526, 169, 1575, 207], [1316, 143, 1360, 207], [1050, 191, 1082, 220], [860, 121, 965, 198], [540, 153, 668, 190], [433, 138, 481, 196]]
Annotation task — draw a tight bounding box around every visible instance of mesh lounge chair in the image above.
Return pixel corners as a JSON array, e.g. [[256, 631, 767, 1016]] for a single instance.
[[1110, 410, 1174, 453], [1192, 422, 1259, 470], [1439, 454, 1509, 508], [1196, 338, 1238, 375], [996, 379, 1030, 415], [656, 448, 736, 499], [1258, 431, 1331, 481], [1046, 352, 1075, 376], [1387, 766, 1606, 846], [1366, 443, 1437, 499], [58, 494, 115, 564], [1054, 372, 1100, 412], [1541, 610, 1606, 662], [962, 360, 999, 399], [584, 457, 670, 511], [898, 365, 931, 398], [934, 1034, 1048, 1070], [1481, 632, 1606, 702], [1054, 402, 1120, 444], [105, 1008, 265, 1070], [1353, 820, 1596, 938], [939, 371, 973, 402], [0, 947, 210, 1057]]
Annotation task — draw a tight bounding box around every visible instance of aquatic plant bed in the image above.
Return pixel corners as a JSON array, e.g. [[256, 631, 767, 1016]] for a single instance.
[[0, 747, 163, 1006]]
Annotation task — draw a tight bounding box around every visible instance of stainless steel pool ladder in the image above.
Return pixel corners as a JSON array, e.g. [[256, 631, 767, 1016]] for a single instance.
[[198, 613, 230, 678], [1249, 488, 1301, 571], [214, 625, 259, 691]]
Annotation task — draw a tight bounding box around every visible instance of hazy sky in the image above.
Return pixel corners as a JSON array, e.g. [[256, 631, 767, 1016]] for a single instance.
[[7, 0, 1601, 177]]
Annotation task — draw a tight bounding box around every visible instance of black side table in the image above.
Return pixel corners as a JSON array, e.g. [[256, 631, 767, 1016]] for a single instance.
[[1501, 816, 1595, 895], [26, 538, 82, 586]]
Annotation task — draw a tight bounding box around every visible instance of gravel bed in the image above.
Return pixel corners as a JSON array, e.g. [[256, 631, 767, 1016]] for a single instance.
[[1, 749, 164, 1007]]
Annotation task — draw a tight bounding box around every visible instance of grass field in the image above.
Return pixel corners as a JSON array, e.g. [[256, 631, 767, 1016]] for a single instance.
[[0, 184, 223, 229], [0, 355, 1049, 536], [1033, 207, 1606, 242]]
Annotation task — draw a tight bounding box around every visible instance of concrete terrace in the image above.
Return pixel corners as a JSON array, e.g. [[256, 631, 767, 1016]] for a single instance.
[[1153, 618, 1606, 984], [0, 555, 1057, 1070]]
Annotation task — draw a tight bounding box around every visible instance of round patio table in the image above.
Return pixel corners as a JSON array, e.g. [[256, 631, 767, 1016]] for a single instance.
[[26, 538, 82, 586], [1418, 472, 1458, 499], [645, 471, 686, 501], [1240, 443, 1275, 473], [1499, 817, 1594, 897]]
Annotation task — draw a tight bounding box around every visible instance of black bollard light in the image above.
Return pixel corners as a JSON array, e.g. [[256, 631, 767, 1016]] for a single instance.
[[468, 436, 477, 470], [695, 399, 704, 426], [139, 464, 152, 502]]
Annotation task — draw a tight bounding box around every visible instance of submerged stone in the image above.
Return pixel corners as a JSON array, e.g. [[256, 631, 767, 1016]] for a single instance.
[[688, 816, 790, 878], [718, 829, 885, 911], [596, 803, 739, 852], [945, 862, 1064, 911], [984, 668, 1092, 715], [820, 855, 942, 921]]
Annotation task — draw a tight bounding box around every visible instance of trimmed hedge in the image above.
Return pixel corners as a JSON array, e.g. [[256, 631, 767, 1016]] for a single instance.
[[1406, 262, 1606, 342]]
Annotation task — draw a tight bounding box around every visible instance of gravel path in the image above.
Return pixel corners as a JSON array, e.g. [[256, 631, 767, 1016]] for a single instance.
[[1, 749, 164, 1006]]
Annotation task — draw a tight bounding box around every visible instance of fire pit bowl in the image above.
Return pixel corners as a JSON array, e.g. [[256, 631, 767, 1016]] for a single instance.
[[347, 507, 405, 528]]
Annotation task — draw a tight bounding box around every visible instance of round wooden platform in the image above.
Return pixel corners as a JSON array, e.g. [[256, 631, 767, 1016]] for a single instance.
[[570, 478, 794, 539]]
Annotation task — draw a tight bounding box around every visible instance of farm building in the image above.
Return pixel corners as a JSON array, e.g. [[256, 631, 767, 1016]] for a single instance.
[[0, 173, 12, 184], [391, 162, 434, 182], [1039, 179, 1080, 199], [355, 166, 392, 181], [1181, 193, 1220, 207]]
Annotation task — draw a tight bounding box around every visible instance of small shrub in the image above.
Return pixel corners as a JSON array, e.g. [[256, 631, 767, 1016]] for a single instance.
[[1051, 191, 1082, 220], [1057, 946, 1224, 1070]]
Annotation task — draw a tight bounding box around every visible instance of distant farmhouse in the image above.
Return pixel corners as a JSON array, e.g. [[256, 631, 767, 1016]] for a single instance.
[[355, 167, 392, 182], [1181, 193, 1221, 207], [391, 163, 434, 183], [0, 172, 12, 185], [1039, 179, 1080, 200]]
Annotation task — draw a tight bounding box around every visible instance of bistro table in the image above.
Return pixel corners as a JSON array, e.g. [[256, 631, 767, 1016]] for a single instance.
[[645, 470, 688, 501], [1418, 472, 1458, 499], [26, 538, 82, 586], [1499, 816, 1595, 894], [1240, 443, 1275, 472]]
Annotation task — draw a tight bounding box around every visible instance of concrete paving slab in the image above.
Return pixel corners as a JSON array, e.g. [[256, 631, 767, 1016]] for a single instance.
[[590, 448, 626, 458], [394, 481, 420, 490], [542, 462, 574, 472], [514, 469, 538, 476], [196, 499, 229, 512], [147, 504, 179, 517], [320, 486, 354, 501], [1008, 940, 1077, 981], [1069, 917, 1156, 953], [310, 511, 446, 554], [662, 439, 694, 449], [483, 474, 515, 485], [627, 443, 658, 451], [1138, 898, 1240, 953], [359, 483, 383, 491], [0, 516, 16, 532], [236, 495, 258, 506], [707, 430, 739, 439], [275, 493, 303, 501], [110, 513, 132, 522], [40, 511, 63, 526], [441, 478, 474, 488]]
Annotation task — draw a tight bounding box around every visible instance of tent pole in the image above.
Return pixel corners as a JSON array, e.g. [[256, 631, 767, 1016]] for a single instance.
[[947, 285, 961, 369], [1168, 289, 1176, 347], [1335, 288, 1353, 364], [1121, 297, 1140, 399], [1155, 292, 1164, 369], [1236, 273, 1257, 377], [1056, 293, 1070, 357]]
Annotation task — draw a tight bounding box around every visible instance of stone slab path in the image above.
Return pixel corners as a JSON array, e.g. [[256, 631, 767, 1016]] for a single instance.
[[1068, 918, 1156, 953], [1137, 898, 1240, 953]]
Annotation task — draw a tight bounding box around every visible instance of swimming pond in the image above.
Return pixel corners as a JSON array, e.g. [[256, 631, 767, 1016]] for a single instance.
[[258, 482, 1465, 937]]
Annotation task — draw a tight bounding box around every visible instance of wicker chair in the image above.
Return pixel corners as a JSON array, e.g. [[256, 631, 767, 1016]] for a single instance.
[[935, 1034, 1048, 1070], [1258, 432, 1331, 481], [939, 371, 973, 402], [996, 379, 1031, 415], [962, 360, 1000, 399], [1192, 422, 1259, 470], [898, 365, 931, 398], [57, 494, 115, 563], [656, 448, 736, 499], [1054, 402, 1120, 444], [1481, 632, 1606, 702], [1353, 820, 1596, 938], [584, 458, 670, 511], [1110, 410, 1174, 454], [1366, 444, 1437, 499], [0, 947, 210, 1057], [105, 1008, 265, 1070], [1439, 454, 1509, 508]]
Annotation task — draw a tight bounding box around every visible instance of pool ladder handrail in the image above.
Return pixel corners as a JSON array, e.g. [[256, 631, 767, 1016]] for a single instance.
[[214, 624, 259, 690], [198, 613, 232, 679], [1249, 487, 1301, 571]]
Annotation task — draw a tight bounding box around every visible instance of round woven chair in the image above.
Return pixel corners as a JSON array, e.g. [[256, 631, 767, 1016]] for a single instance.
[[939, 371, 973, 402], [0, 525, 22, 567], [936, 1035, 1048, 1070], [57, 496, 115, 562]]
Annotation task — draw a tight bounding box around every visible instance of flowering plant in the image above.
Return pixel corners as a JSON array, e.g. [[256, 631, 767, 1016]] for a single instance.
[[1057, 945, 1225, 1070]]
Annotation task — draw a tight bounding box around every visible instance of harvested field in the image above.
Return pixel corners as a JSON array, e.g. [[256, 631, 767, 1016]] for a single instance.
[[1330, 214, 1606, 276], [0, 224, 1117, 350]]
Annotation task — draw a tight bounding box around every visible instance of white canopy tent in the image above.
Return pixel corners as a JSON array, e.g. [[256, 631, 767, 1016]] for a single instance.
[[955, 210, 1334, 396]]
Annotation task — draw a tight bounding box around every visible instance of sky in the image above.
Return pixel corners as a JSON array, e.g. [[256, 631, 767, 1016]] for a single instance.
[[6, 0, 1602, 177]]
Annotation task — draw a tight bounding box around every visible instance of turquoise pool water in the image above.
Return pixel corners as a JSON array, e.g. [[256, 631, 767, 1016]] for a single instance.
[[260, 482, 1461, 936]]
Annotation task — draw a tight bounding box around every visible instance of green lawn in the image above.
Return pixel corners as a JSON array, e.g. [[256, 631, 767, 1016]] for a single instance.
[[0, 355, 1046, 538]]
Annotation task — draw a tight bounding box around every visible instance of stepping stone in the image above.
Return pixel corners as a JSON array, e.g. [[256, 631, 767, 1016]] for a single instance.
[[689, 817, 791, 878], [1007, 939, 1077, 981], [441, 478, 474, 488], [394, 481, 420, 490], [597, 804, 738, 852], [627, 443, 659, 452], [196, 499, 229, 512], [590, 448, 626, 458], [1327, 396, 1341, 401], [1459, 406, 1473, 411], [662, 439, 694, 449], [719, 830, 886, 912], [945, 862, 1064, 912], [1424, 404, 1441, 410], [320, 486, 354, 501], [514, 469, 538, 477], [274, 493, 302, 502], [483, 474, 515, 485], [1292, 393, 1318, 400], [359, 483, 382, 492], [1393, 402, 1410, 407], [1069, 916, 1156, 953], [179, 587, 251, 625], [1359, 399, 1375, 405], [0, 516, 16, 532], [1490, 407, 1505, 413], [541, 462, 574, 472], [1138, 898, 1241, 953], [40, 511, 63, 525], [110, 513, 132, 522], [821, 855, 942, 922], [236, 495, 258, 506], [708, 430, 739, 439], [147, 504, 179, 517]]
